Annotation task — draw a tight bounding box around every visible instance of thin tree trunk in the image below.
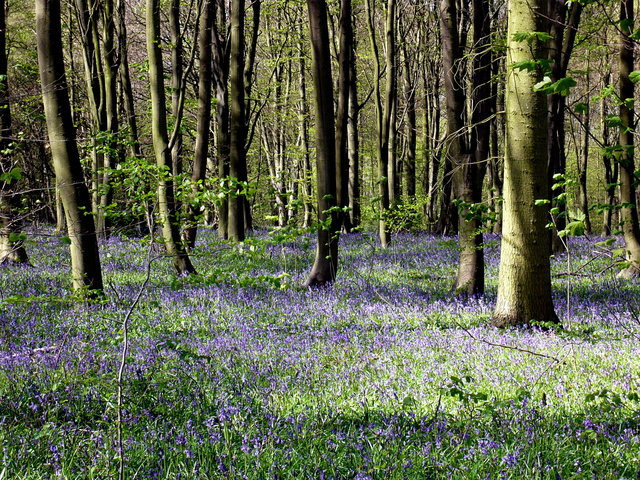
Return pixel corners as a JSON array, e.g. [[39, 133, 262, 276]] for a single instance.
[[347, 38, 361, 231]]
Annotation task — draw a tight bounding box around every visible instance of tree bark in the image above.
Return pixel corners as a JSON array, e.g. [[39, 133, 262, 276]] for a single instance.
[[36, 0, 103, 293], [335, 0, 352, 231], [492, 0, 559, 326], [304, 0, 339, 287], [365, 0, 395, 248], [146, 0, 196, 275], [213, 0, 230, 239], [184, 0, 214, 249], [617, 0, 640, 278], [228, 0, 246, 241]]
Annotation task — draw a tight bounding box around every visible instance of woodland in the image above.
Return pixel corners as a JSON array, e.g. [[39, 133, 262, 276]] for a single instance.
[[3, 0, 640, 477]]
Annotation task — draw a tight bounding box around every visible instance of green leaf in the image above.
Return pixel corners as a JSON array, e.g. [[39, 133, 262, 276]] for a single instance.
[[574, 102, 589, 115], [60, 236, 72, 245], [565, 220, 585, 237], [535, 199, 551, 206], [511, 60, 539, 72], [630, 71, 640, 83]]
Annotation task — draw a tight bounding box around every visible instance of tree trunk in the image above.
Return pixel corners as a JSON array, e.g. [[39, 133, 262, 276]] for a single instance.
[[304, 0, 339, 287], [213, 0, 230, 239], [117, 0, 141, 159], [170, 0, 184, 184], [492, 0, 559, 326], [0, 0, 28, 264], [335, 0, 352, 231], [547, 0, 582, 252], [365, 0, 395, 248], [146, 0, 195, 275], [228, 0, 246, 241], [452, 0, 491, 295], [347, 39, 361, 231], [298, 19, 314, 229], [184, 0, 214, 249], [36, 0, 103, 293], [401, 43, 416, 199], [617, 0, 640, 278], [100, 0, 119, 238]]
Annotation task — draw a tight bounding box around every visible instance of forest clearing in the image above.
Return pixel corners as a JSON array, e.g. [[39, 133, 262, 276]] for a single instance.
[[2, 230, 640, 478]]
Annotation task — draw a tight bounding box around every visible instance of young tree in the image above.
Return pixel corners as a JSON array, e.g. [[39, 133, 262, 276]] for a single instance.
[[146, 0, 196, 274], [492, 0, 559, 326], [36, 0, 103, 293], [304, 0, 339, 287]]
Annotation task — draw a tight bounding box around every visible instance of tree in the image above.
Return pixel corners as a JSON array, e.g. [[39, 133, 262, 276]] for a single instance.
[[0, 0, 28, 264], [365, 0, 396, 248], [492, 0, 559, 326], [228, 0, 247, 241], [184, 0, 214, 249], [304, 0, 339, 287], [36, 0, 103, 293], [146, 0, 196, 275], [335, 0, 352, 232], [616, 0, 640, 278]]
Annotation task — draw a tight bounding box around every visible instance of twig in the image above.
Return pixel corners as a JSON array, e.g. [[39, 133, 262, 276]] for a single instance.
[[117, 247, 157, 480]]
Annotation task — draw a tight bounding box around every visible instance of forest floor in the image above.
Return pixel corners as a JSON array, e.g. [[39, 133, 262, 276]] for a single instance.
[[1, 228, 640, 479]]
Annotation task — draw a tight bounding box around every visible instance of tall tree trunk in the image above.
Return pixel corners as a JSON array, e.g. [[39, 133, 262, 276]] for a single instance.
[[335, 0, 352, 231], [213, 0, 230, 239], [184, 0, 213, 249], [100, 0, 119, 238], [452, 0, 491, 295], [146, 0, 195, 275], [36, 0, 103, 293], [298, 19, 314, 229], [617, 0, 640, 278], [347, 38, 361, 231], [492, 0, 559, 326], [170, 0, 183, 185], [402, 43, 416, 199], [547, 0, 582, 251], [0, 0, 28, 264], [304, 0, 339, 287], [601, 71, 616, 235], [365, 0, 395, 248], [117, 0, 141, 159], [228, 0, 246, 241]]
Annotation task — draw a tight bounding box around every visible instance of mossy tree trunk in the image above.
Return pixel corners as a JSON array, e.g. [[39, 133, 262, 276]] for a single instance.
[[492, 0, 559, 327], [36, 0, 103, 293]]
